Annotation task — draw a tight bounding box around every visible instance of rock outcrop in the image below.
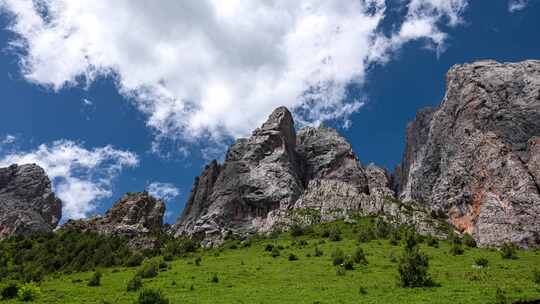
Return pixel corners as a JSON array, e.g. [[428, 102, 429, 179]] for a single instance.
[[397, 60, 540, 247], [0, 164, 62, 238], [173, 107, 441, 246], [63, 192, 165, 249]]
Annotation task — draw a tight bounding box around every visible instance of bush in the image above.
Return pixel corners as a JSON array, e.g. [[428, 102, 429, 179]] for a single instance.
[[494, 288, 507, 304], [127, 275, 143, 292], [426, 235, 439, 248], [288, 253, 298, 261], [449, 243, 464, 256], [136, 289, 169, 304], [271, 247, 280, 258], [533, 269, 540, 284], [290, 224, 305, 237], [1, 281, 19, 299], [210, 273, 219, 283], [194, 256, 202, 266], [328, 228, 342, 242], [389, 230, 401, 246], [352, 247, 368, 265], [462, 234, 477, 248], [397, 231, 433, 288], [314, 247, 323, 257], [137, 261, 159, 279], [331, 248, 345, 266], [500, 243, 518, 260], [264, 244, 274, 252], [87, 271, 102, 287], [358, 229, 375, 243], [17, 283, 40, 302], [343, 256, 354, 270], [474, 257, 489, 268], [126, 253, 145, 267], [374, 218, 392, 239]]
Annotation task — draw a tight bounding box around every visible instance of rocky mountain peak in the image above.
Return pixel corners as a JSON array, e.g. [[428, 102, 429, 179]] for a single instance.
[[397, 59, 540, 247], [0, 164, 62, 238]]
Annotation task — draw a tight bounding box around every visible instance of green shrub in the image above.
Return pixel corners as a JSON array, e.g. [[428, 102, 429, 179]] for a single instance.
[[290, 224, 305, 237], [500, 243, 518, 260], [210, 273, 219, 283], [127, 275, 143, 292], [314, 247, 323, 257], [532, 269, 540, 284], [126, 253, 145, 267], [343, 256, 354, 270], [462, 234, 477, 248], [358, 229, 376, 243], [288, 253, 298, 261], [494, 288, 508, 304], [328, 228, 342, 242], [374, 218, 392, 239], [194, 256, 202, 266], [449, 243, 464, 256], [474, 257, 489, 267], [352, 247, 368, 265], [397, 231, 434, 288], [271, 247, 280, 258], [137, 261, 159, 279], [359, 286, 367, 295], [17, 283, 40, 302], [0, 281, 19, 299], [426, 235, 439, 248], [87, 271, 102, 287], [331, 248, 345, 266], [136, 289, 169, 304], [389, 230, 400, 246], [264, 244, 274, 252]]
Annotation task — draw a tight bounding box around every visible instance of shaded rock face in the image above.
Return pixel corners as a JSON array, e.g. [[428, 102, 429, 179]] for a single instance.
[[63, 192, 165, 249], [173, 107, 433, 246], [397, 60, 540, 247], [0, 164, 62, 238]]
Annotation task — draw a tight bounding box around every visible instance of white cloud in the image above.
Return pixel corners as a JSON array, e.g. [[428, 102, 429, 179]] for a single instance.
[[146, 182, 179, 201], [0, 140, 139, 220], [0, 0, 469, 148], [82, 98, 93, 106], [1, 134, 16, 145], [508, 0, 528, 12]]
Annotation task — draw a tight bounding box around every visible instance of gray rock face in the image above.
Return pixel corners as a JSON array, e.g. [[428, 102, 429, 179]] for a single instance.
[[397, 60, 540, 247], [63, 192, 165, 249], [172, 107, 439, 246], [0, 164, 62, 238]]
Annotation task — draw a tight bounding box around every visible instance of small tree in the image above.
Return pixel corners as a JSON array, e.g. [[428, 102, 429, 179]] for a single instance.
[[462, 234, 477, 248], [136, 289, 169, 304], [397, 231, 434, 288], [500, 243, 518, 260], [352, 247, 368, 265], [331, 248, 345, 266], [17, 283, 40, 302], [87, 271, 102, 287]]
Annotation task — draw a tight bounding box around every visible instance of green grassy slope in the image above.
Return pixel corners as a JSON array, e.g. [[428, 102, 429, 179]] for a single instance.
[[4, 220, 540, 304]]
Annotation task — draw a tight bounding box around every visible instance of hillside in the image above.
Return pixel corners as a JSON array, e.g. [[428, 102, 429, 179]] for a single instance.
[[2, 218, 539, 303]]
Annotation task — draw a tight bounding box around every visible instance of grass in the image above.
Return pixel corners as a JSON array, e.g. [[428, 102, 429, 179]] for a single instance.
[[3, 219, 540, 303]]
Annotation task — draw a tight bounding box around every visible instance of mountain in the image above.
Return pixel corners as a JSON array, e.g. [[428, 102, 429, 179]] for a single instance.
[[172, 108, 441, 247], [396, 60, 540, 247], [0, 164, 62, 238]]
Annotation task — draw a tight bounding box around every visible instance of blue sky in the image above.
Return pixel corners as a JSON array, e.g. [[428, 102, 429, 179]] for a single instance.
[[0, 0, 538, 223]]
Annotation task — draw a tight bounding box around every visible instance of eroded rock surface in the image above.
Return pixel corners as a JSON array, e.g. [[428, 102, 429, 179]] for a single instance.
[[63, 192, 165, 249], [397, 60, 540, 247], [0, 164, 62, 238]]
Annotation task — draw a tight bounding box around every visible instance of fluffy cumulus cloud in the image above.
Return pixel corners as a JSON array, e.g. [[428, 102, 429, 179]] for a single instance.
[[0, 0, 469, 147], [0, 140, 139, 219], [146, 182, 180, 202], [508, 0, 528, 12]]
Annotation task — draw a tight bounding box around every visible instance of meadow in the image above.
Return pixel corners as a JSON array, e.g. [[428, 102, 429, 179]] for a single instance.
[[2, 219, 540, 304]]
